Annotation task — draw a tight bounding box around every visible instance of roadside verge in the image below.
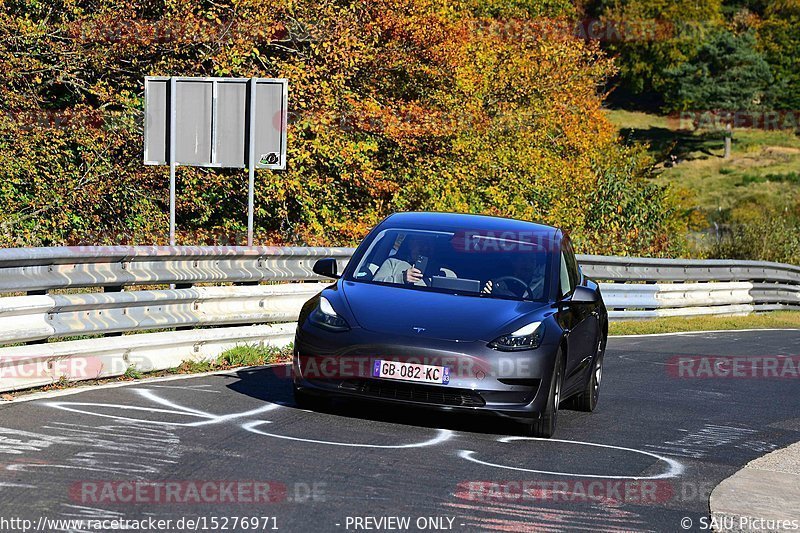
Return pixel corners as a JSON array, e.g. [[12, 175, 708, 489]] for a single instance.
[[710, 441, 800, 531]]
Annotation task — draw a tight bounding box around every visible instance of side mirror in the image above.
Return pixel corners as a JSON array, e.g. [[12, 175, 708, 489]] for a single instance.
[[566, 285, 599, 304], [313, 258, 340, 279]]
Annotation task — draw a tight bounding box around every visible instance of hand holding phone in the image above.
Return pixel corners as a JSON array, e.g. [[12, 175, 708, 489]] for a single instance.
[[413, 255, 429, 274]]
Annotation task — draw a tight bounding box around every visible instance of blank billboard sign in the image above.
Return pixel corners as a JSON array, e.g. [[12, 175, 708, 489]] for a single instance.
[[175, 79, 213, 165], [144, 78, 169, 164], [216, 80, 248, 167], [253, 80, 286, 169], [144, 77, 288, 170]]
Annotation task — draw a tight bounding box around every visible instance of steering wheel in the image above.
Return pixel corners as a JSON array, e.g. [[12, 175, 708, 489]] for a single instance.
[[493, 276, 533, 299]]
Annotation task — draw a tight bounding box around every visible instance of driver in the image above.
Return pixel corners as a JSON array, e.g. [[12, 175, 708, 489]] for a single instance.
[[482, 254, 544, 299], [373, 234, 434, 286]]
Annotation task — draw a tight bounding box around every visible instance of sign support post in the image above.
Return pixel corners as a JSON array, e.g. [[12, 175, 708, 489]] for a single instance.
[[168, 77, 177, 246], [247, 78, 257, 247]]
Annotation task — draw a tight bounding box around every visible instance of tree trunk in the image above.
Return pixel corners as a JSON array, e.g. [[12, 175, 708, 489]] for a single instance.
[[724, 122, 732, 159]]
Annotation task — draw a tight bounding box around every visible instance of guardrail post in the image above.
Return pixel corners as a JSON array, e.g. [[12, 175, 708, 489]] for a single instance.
[[174, 283, 194, 330], [104, 285, 124, 337]]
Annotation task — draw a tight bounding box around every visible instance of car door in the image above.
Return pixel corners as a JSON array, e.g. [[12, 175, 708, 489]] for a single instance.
[[559, 237, 600, 393]]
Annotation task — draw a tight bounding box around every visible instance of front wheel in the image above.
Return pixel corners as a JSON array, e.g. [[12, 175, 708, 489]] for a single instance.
[[523, 350, 564, 438], [571, 335, 606, 412]]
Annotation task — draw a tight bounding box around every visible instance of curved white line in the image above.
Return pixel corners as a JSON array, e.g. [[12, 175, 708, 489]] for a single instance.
[[134, 388, 282, 426], [134, 389, 216, 418], [43, 401, 211, 426], [186, 403, 280, 427], [459, 437, 683, 480], [243, 420, 453, 449]]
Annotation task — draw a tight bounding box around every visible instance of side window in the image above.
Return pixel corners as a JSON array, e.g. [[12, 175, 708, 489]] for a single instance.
[[559, 253, 572, 298], [563, 237, 581, 289]]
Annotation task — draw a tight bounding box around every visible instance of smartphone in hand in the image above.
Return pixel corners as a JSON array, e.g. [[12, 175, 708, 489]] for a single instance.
[[414, 255, 429, 275]]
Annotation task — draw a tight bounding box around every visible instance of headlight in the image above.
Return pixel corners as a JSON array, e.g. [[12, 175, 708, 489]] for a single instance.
[[309, 296, 350, 332], [489, 321, 543, 351]]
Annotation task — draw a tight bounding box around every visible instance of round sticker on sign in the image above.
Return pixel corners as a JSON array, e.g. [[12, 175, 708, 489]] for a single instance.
[[259, 153, 280, 165]]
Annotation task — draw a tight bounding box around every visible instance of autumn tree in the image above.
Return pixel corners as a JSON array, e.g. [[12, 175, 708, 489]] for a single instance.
[[0, 0, 688, 256], [662, 29, 773, 158]]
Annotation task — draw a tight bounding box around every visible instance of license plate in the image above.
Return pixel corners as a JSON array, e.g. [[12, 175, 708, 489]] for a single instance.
[[372, 360, 450, 385]]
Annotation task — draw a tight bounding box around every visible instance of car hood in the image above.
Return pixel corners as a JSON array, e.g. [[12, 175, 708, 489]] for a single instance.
[[340, 281, 549, 342]]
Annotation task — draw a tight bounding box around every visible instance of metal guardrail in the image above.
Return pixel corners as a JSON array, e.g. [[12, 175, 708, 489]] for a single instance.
[[0, 246, 797, 392], [0, 284, 322, 344], [577, 254, 800, 319], [578, 255, 800, 284], [0, 246, 353, 294]]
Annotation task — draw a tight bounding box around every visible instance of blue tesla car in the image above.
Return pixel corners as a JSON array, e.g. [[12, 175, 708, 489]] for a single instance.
[[292, 212, 608, 437]]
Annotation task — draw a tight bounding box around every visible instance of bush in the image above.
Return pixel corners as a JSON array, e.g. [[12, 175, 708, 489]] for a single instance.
[[709, 210, 800, 264]]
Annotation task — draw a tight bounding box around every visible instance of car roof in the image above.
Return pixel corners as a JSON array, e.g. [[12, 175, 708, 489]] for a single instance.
[[380, 212, 560, 240]]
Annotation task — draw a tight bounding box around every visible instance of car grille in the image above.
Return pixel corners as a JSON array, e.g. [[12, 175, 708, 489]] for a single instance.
[[339, 379, 486, 407]]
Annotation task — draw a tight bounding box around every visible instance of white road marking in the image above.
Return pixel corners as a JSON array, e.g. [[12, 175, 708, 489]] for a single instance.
[[0, 482, 36, 488], [459, 437, 684, 480], [243, 420, 454, 449], [44, 389, 281, 427], [42, 401, 210, 427]]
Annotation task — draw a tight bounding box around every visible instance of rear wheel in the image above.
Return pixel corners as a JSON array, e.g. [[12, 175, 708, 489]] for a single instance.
[[571, 334, 606, 412], [524, 350, 564, 438]]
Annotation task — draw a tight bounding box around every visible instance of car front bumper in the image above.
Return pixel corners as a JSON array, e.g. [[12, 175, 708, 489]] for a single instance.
[[292, 322, 561, 422]]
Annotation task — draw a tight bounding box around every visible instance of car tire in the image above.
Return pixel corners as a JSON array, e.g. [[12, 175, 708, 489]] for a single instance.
[[524, 349, 564, 438], [571, 334, 606, 412]]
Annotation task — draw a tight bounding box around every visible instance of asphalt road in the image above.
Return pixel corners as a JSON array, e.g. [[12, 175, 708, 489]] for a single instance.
[[0, 330, 798, 532]]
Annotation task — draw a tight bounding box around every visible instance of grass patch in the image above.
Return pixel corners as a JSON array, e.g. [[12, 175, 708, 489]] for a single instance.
[[607, 108, 800, 233], [176, 343, 292, 373], [123, 365, 143, 380], [610, 311, 800, 336]]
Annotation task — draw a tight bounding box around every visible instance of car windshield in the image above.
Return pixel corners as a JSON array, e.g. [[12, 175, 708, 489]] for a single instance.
[[346, 228, 552, 301]]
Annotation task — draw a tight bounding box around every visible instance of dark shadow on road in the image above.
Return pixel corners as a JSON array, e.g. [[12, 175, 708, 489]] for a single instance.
[[221, 363, 581, 437]]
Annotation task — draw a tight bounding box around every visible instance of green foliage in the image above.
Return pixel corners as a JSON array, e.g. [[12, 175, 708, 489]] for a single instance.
[[662, 29, 773, 113], [123, 365, 143, 379], [609, 108, 800, 263], [0, 0, 687, 257], [710, 208, 800, 264], [739, 171, 800, 185], [581, 143, 687, 256], [597, 0, 724, 98], [216, 343, 290, 367], [593, 0, 799, 113], [757, 0, 800, 109], [176, 343, 291, 373]]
